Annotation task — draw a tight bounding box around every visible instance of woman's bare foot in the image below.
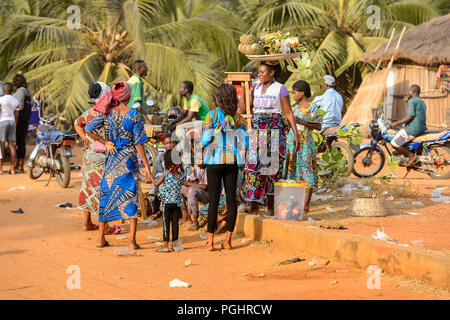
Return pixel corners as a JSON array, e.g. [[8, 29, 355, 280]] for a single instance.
[[221, 242, 232, 250], [10, 168, 15, 175]]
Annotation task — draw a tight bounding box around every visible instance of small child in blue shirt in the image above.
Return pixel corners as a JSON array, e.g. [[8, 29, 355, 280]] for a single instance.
[[149, 150, 186, 252]]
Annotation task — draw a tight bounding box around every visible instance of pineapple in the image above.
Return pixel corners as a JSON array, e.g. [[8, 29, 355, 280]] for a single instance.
[[246, 34, 261, 45], [238, 43, 246, 53], [239, 34, 249, 44], [250, 43, 265, 55], [244, 44, 253, 55]]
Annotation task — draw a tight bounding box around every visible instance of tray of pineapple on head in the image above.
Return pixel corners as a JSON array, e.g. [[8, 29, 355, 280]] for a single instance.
[[238, 30, 305, 61]]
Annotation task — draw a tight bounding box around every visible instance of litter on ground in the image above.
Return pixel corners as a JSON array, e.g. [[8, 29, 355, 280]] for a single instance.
[[308, 257, 329, 267], [411, 201, 424, 207], [114, 248, 139, 256], [8, 186, 26, 192], [169, 279, 191, 288], [142, 220, 158, 226]]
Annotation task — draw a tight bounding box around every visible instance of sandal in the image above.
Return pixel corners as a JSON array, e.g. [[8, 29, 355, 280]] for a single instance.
[[156, 247, 170, 253], [96, 241, 110, 248], [85, 224, 99, 231], [112, 225, 122, 234]]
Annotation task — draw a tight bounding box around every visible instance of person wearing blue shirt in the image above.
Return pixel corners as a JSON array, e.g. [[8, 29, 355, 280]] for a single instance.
[[201, 83, 248, 251], [312, 75, 343, 132]]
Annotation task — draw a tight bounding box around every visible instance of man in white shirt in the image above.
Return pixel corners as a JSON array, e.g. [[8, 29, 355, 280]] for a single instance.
[[0, 82, 19, 174], [312, 75, 344, 132]]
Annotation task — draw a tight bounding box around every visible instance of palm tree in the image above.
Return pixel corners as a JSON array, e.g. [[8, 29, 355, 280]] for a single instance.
[[0, 0, 242, 122], [229, 0, 447, 104]]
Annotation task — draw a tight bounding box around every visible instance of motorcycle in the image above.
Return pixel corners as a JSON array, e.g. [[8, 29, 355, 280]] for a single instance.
[[352, 116, 450, 179], [25, 99, 77, 188], [139, 101, 181, 175]]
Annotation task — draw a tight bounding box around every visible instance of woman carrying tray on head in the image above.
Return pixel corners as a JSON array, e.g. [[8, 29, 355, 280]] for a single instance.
[[243, 61, 299, 215]]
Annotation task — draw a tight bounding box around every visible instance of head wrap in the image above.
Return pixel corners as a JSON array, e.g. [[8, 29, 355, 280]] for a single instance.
[[262, 60, 280, 66], [89, 82, 111, 102], [93, 81, 131, 114], [323, 75, 336, 86]]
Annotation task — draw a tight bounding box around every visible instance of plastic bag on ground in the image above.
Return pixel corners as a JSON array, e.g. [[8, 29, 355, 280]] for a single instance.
[[142, 220, 158, 226], [371, 227, 396, 244], [8, 186, 26, 192], [169, 279, 191, 288], [411, 201, 424, 207], [114, 247, 138, 256], [173, 240, 184, 252]]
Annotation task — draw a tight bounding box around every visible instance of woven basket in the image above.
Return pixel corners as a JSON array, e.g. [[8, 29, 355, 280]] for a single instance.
[[350, 198, 387, 217], [246, 52, 302, 61]]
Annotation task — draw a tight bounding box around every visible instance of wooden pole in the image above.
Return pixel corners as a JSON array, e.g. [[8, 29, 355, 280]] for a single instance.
[[387, 26, 406, 70], [374, 27, 396, 72]]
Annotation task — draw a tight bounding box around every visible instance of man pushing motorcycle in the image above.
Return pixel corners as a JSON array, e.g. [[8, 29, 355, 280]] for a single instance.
[[389, 84, 427, 167]]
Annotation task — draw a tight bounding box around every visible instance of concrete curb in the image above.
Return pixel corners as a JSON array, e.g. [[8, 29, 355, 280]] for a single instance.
[[236, 214, 450, 289]]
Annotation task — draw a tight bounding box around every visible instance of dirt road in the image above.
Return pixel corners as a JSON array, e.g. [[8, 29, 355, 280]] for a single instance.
[[1, 165, 448, 299]]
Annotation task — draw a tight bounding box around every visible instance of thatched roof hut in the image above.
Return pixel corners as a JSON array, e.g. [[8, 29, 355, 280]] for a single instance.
[[364, 13, 450, 66], [343, 14, 450, 134]]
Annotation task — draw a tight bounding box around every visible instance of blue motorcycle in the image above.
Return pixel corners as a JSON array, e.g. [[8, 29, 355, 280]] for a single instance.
[[25, 100, 77, 188], [352, 118, 450, 179]]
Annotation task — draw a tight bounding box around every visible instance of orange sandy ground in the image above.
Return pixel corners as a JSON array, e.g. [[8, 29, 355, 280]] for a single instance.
[[0, 145, 448, 300]]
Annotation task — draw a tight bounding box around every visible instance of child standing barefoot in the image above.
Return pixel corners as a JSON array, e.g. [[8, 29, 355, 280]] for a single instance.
[[149, 150, 186, 252]]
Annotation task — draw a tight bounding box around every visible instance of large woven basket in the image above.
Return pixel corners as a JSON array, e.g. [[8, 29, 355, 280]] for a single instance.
[[246, 52, 302, 61], [351, 198, 387, 217]]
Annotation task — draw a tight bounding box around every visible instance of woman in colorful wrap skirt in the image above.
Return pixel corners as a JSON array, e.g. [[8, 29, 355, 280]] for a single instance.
[[86, 81, 151, 249], [243, 62, 299, 215]]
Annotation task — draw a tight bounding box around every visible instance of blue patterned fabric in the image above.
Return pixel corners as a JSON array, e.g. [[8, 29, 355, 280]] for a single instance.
[[159, 171, 187, 207], [86, 109, 147, 222]]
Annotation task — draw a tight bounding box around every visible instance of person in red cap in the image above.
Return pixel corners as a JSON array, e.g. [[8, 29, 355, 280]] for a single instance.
[[86, 81, 151, 249]]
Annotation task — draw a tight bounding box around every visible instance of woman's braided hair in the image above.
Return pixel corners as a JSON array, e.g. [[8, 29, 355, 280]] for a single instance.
[[215, 83, 238, 116]]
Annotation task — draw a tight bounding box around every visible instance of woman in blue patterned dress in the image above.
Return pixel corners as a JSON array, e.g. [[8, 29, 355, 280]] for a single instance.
[[86, 81, 150, 249], [284, 80, 323, 213]]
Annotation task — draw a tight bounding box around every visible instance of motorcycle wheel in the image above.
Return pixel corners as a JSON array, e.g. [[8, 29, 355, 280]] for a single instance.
[[55, 148, 71, 188], [140, 143, 158, 176], [330, 141, 354, 177], [28, 149, 46, 180], [352, 146, 386, 178], [426, 145, 450, 179]]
